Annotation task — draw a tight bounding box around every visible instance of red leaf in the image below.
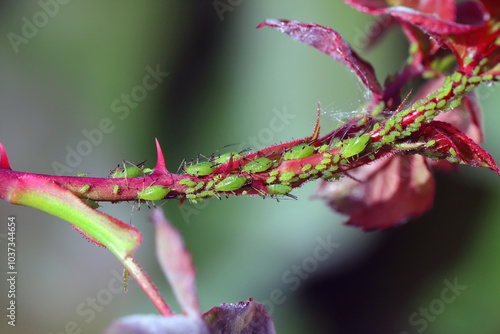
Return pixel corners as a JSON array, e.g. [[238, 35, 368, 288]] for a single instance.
[[344, 0, 457, 21], [150, 208, 200, 317], [258, 19, 383, 102], [419, 121, 500, 174], [314, 155, 434, 230], [344, 0, 488, 72]]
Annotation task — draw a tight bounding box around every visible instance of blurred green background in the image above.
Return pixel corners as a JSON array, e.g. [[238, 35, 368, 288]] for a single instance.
[[0, 1, 500, 333]]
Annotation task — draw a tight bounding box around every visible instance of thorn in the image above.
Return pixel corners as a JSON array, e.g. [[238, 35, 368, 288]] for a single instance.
[[154, 138, 169, 175], [397, 89, 413, 112], [0, 142, 12, 170], [309, 101, 321, 142], [223, 153, 234, 175]]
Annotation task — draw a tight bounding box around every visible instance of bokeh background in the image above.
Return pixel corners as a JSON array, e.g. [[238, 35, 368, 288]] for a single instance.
[[1, 1, 500, 333]]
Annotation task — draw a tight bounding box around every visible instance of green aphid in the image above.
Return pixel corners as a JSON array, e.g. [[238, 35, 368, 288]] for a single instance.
[[179, 178, 197, 187], [283, 144, 315, 160], [186, 188, 196, 194], [415, 115, 425, 123], [452, 85, 465, 95], [77, 173, 87, 177], [267, 176, 277, 184], [269, 169, 279, 176], [315, 164, 327, 171], [340, 134, 370, 158], [184, 161, 216, 177], [322, 171, 333, 179], [452, 72, 463, 83], [424, 110, 435, 118], [465, 84, 476, 92], [381, 134, 396, 144], [242, 157, 272, 173], [387, 119, 396, 129], [318, 144, 329, 153], [448, 98, 462, 110], [215, 152, 242, 165], [214, 174, 247, 192], [449, 148, 457, 157], [195, 182, 205, 191], [302, 164, 312, 172], [111, 161, 145, 178], [82, 198, 99, 209], [206, 180, 214, 190], [483, 74, 494, 81], [394, 142, 425, 149], [137, 185, 171, 201], [113, 185, 119, 195], [468, 76, 482, 84], [80, 184, 90, 193], [279, 171, 296, 182], [426, 140, 436, 147], [266, 184, 292, 196], [425, 102, 437, 110], [143, 168, 154, 174]]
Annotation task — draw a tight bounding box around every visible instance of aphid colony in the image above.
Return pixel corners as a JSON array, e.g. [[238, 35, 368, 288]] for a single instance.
[[98, 109, 383, 206], [71, 69, 493, 209]]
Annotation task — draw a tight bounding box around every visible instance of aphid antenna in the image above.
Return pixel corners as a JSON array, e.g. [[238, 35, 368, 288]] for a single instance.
[[210, 143, 239, 159], [239, 147, 253, 155], [177, 158, 187, 174]]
